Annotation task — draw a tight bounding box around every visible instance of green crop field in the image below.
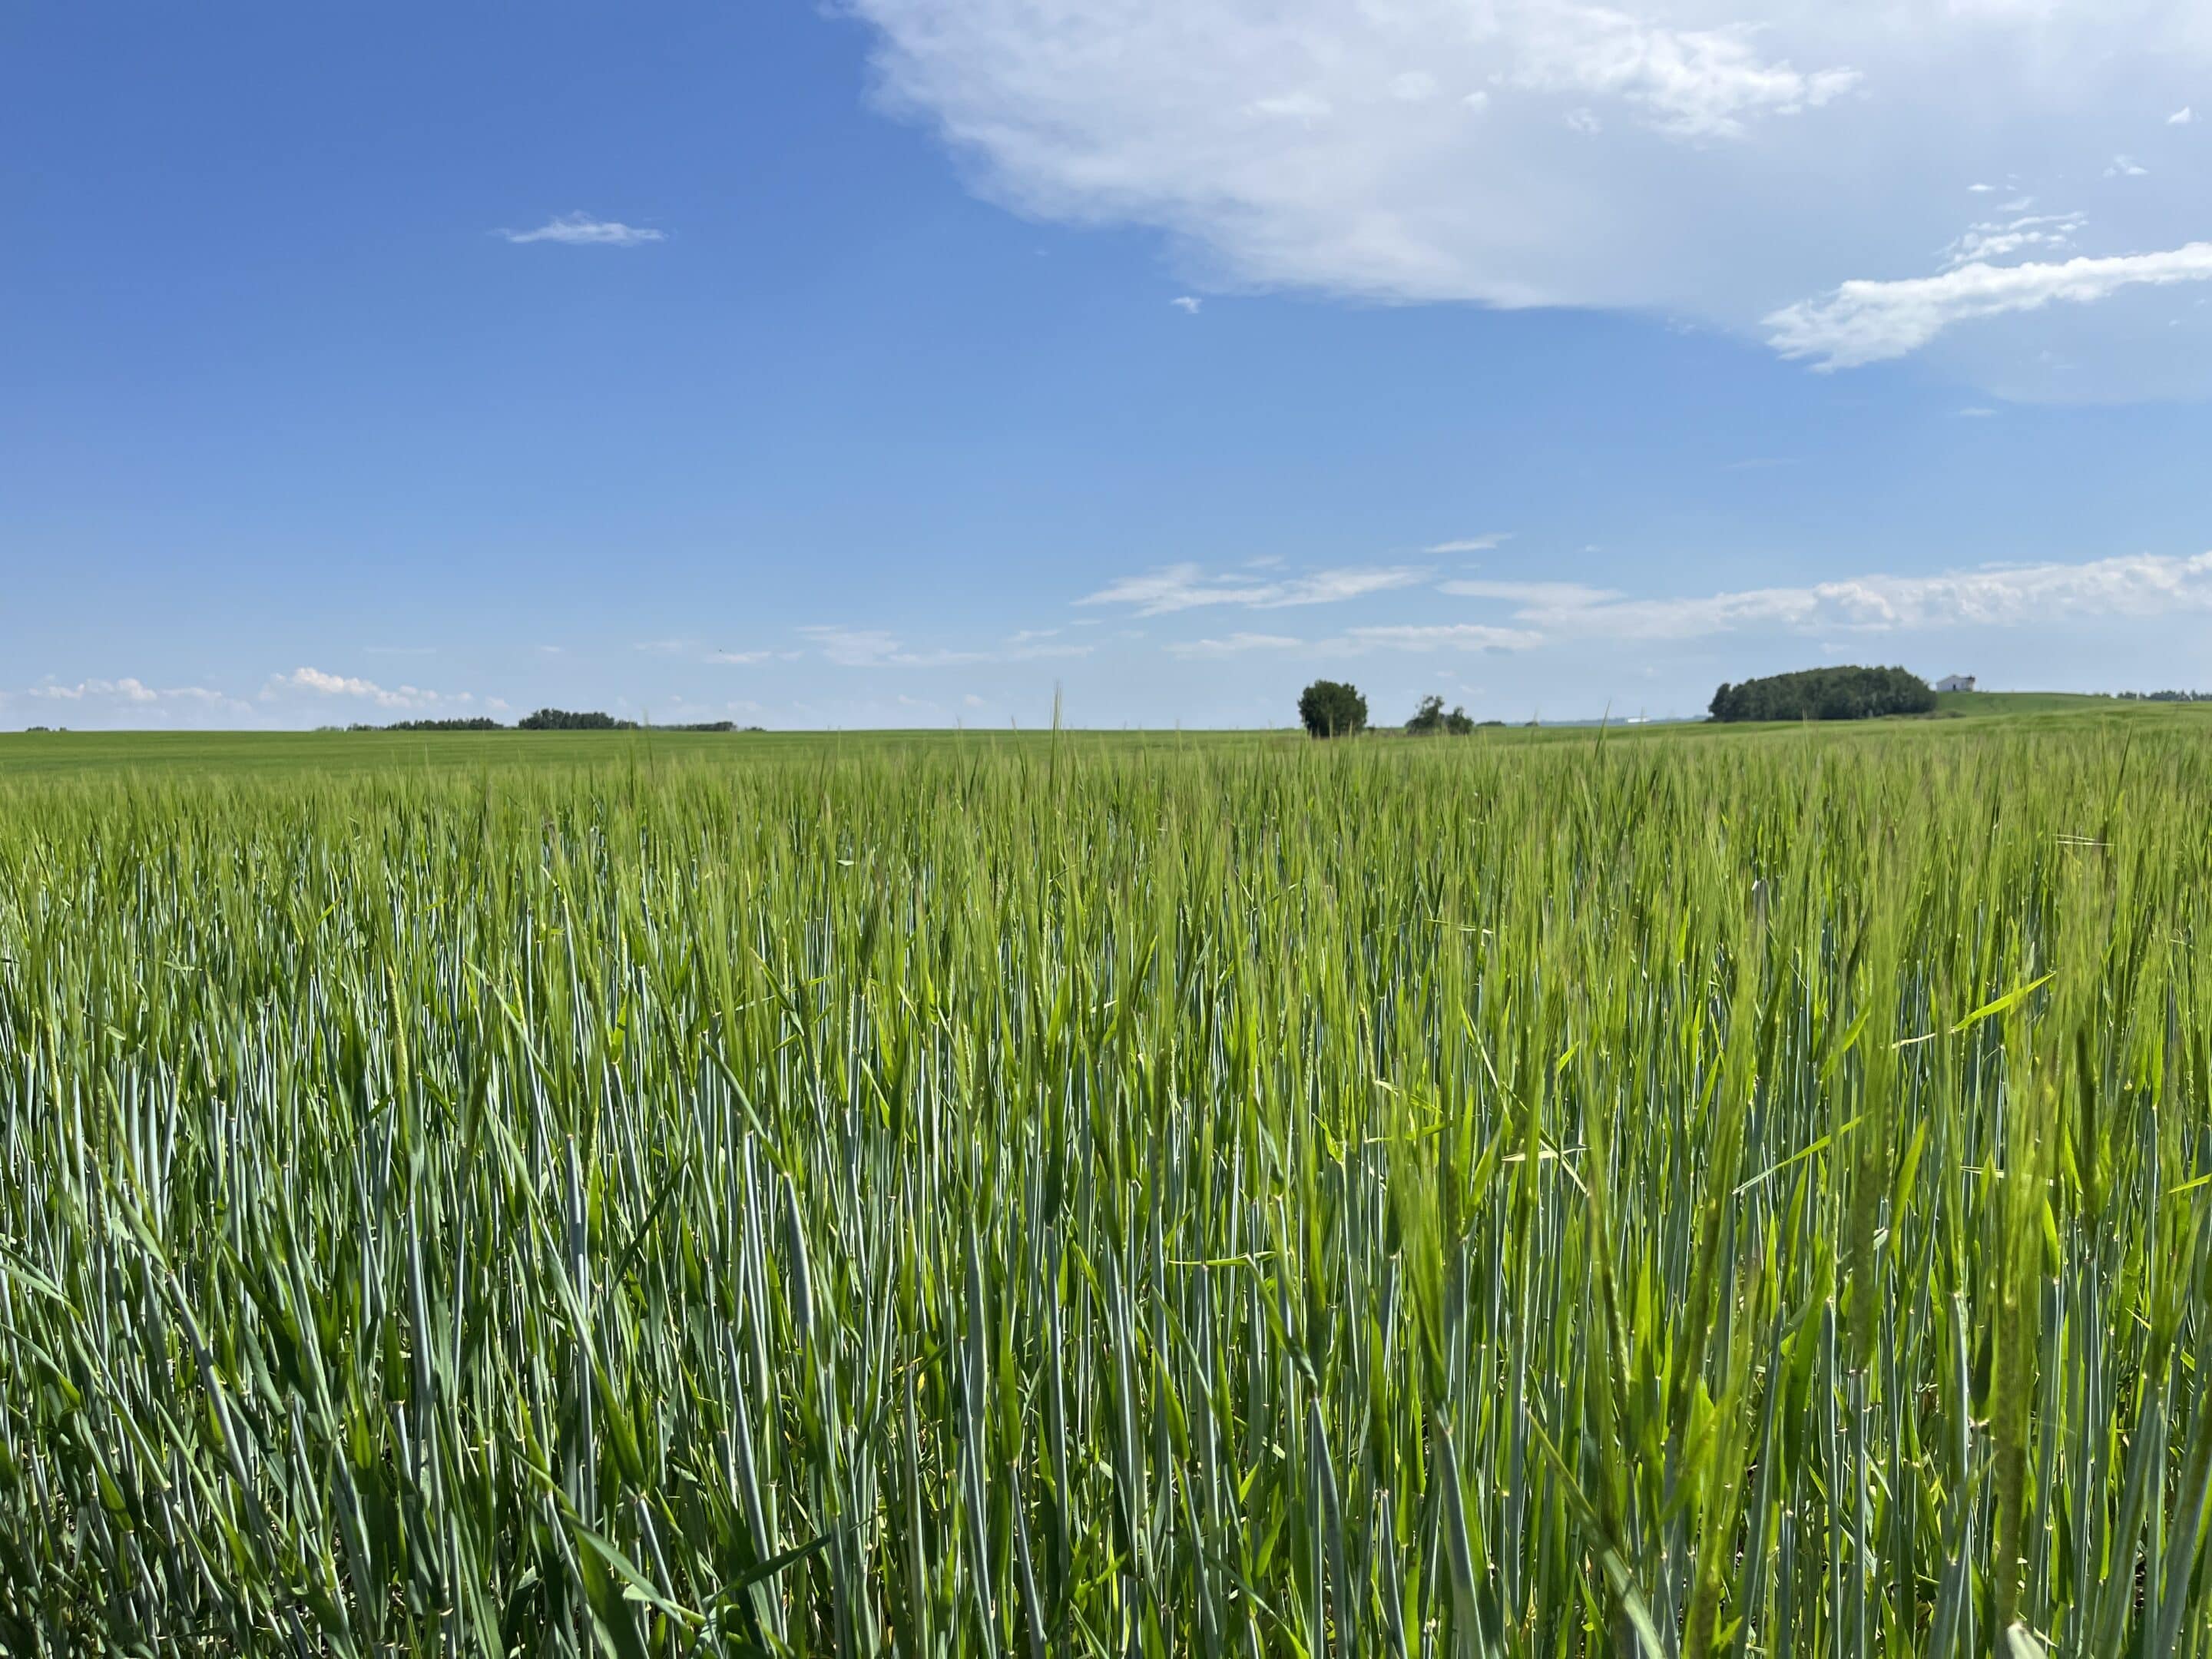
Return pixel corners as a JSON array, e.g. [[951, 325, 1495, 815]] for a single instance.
[[4, 715, 2211, 1657]]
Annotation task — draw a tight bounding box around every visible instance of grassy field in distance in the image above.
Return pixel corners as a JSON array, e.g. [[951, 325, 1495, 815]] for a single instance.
[[3, 690, 2207, 780], [5, 707, 2212, 1654]]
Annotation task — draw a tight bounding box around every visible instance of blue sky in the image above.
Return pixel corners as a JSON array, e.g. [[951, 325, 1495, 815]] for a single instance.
[[6, 1, 2212, 730]]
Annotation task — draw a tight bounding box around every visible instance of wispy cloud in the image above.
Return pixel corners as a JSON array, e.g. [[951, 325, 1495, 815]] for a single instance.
[[2171, 107, 2195, 127], [1767, 243, 2212, 369], [1170, 295, 1202, 313], [2104, 154, 2150, 178], [1165, 623, 1538, 657], [1078, 562, 1428, 616], [499, 213, 665, 247], [800, 626, 1091, 667], [1423, 533, 1513, 555], [1167, 633, 1306, 657], [1341, 623, 1542, 653], [1438, 550, 2212, 641], [1439, 579, 1623, 606], [1941, 212, 2085, 271]]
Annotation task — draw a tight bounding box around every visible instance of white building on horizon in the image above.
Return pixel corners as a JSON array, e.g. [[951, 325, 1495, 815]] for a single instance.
[[1935, 674, 1976, 693]]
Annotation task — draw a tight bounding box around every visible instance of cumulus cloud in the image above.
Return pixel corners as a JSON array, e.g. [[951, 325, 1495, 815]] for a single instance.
[[1766, 243, 2212, 369], [1078, 562, 1429, 615], [266, 667, 458, 710], [1171, 295, 1203, 313], [2173, 106, 2196, 125], [24, 677, 236, 708], [846, 0, 2212, 393], [1507, 6, 1858, 138], [499, 213, 665, 246]]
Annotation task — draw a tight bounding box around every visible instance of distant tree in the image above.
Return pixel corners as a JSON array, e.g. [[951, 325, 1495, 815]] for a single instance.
[[1405, 693, 1479, 736], [518, 709, 639, 730], [1298, 680, 1368, 738], [369, 717, 503, 732], [1708, 666, 1936, 723]]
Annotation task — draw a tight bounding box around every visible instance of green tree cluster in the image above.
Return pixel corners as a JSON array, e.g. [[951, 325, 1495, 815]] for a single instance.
[[1296, 680, 1369, 737], [358, 717, 502, 732], [1709, 666, 1936, 723], [517, 709, 640, 730], [1404, 694, 1477, 736]]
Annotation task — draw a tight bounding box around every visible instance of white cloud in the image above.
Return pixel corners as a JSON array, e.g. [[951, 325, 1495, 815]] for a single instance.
[[2104, 154, 2150, 177], [800, 625, 1091, 667], [1425, 532, 1515, 554], [499, 213, 665, 247], [1941, 212, 2084, 270], [846, 0, 2212, 396], [1168, 632, 1308, 657], [25, 677, 234, 707], [1509, 7, 1857, 139], [266, 667, 457, 710], [7, 676, 250, 729], [707, 649, 774, 664], [1342, 622, 1544, 652], [1767, 243, 2212, 368], [1248, 91, 1333, 121], [1438, 578, 1624, 605], [1171, 295, 1203, 313], [1438, 549, 2212, 640], [1078, 561, 1429, 615], [2172, 106, 2195, 125]]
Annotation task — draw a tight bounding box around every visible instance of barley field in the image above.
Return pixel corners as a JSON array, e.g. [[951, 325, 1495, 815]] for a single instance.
[[2, 724, 2210, 1656]]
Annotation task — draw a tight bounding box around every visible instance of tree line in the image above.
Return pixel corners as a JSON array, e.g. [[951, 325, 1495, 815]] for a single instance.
[[1708, 666, 1935, 723], [356, 710, 759, 733]]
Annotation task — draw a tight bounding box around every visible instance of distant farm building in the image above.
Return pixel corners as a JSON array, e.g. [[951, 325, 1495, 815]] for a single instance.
[[1935, 674, 1976, 693]]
